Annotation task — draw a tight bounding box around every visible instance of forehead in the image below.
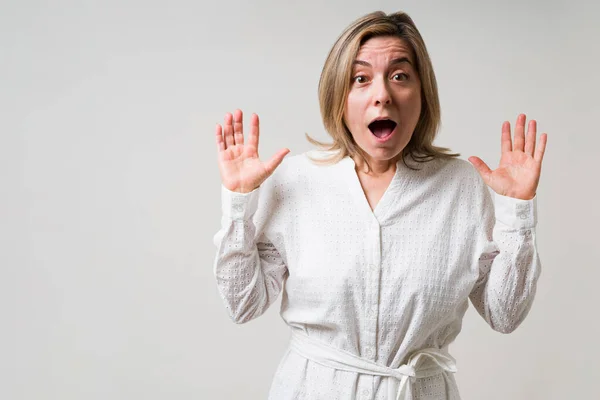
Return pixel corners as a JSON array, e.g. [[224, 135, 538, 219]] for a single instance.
[[355, 36, 414, 63]]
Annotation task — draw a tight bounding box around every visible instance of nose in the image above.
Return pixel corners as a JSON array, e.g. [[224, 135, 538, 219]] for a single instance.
[[372, 77, 392, 106]]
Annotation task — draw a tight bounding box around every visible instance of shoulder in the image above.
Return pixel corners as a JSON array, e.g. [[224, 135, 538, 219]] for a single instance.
[[303, 149, 345, 169], [260, 151, 317, 194], [254, 151, 334, 225], [270, 149, 342, 179], [440, 158, 492, 211], [266, 152, 306, 181], [417, 157, 490, 207], [428, 157, 484, 187]]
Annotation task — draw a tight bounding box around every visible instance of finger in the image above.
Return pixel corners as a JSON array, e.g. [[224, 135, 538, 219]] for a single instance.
[[513, 114, 526, 152], [233, 109, 244, 146], [501, 121, 512, 154], [215, 123, 225, 151], [264, 148, 291, 174], [468, 156, 493, 183], [524, 119, 537, 157], [248, 113, 260, 152], [534, 133, 547, 163], [223, 113, 234, 148]]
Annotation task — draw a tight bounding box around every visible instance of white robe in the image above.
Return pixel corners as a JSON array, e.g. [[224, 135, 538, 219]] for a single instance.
[[213, 150, 541, 400]]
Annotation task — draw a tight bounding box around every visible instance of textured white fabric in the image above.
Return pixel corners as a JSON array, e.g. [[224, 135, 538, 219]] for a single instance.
[[289, 329, 459, 400], [213, 150, 541, 400]]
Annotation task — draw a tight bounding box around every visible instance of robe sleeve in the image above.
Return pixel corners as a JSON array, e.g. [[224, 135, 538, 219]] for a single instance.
[[468, 177, 542, 334], [212, 184, 288, 324]]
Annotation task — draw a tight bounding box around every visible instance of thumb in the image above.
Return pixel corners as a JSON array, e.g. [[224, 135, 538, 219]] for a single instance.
[[264, 148, 291, 175], [468, 156, 492, 183]]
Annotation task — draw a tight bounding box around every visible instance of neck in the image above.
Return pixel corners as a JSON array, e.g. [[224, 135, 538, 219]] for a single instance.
[[353, 154, 400, 177]]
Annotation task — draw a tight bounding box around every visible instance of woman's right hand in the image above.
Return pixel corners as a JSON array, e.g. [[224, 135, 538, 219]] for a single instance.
[[215, 109, 290, 193]]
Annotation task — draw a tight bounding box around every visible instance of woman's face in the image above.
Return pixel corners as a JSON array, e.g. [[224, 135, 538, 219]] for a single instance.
[[344, 36, 422, 168]]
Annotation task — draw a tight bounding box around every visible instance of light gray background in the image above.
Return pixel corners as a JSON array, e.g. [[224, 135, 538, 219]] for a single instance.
[[2, 0, 598, 399]]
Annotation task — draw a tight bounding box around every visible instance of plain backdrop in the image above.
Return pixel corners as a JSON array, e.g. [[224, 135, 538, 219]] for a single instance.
[[2, 0, 599, 399]]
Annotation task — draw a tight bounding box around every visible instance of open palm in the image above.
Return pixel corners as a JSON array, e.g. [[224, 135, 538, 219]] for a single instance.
[[216, 109, 290, 193], [468, 114, 548, 200]]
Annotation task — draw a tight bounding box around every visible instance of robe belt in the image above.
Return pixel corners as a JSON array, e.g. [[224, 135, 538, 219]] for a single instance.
[[289, 329, 459, 400]]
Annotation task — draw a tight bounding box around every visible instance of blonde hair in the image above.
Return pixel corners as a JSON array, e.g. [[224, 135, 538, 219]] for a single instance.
[[306, 10, 460, 172]]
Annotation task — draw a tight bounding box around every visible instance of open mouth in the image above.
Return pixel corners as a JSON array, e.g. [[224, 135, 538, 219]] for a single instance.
[[368, 119, 397, 139]]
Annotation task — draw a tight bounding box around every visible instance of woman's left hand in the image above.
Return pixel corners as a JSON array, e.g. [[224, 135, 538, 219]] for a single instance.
[[468, 114, 548, 201]]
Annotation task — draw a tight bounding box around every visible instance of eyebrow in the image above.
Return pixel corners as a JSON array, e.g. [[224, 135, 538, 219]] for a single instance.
[[352, 57, 413, 68]]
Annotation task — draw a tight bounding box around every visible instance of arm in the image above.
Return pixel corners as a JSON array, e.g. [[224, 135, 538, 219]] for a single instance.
[[212, 109, 290, 324], [469, 184, 541, 334], [467, 113, 547, 333], [213, 184, 288, 324]]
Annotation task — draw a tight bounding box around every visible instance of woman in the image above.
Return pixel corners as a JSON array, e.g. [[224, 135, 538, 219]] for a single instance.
[[212, 10, 547, 400]]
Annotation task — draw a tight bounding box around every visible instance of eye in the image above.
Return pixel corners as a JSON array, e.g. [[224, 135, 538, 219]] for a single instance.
[[352, 75, 368, 84], [392, 73, 409, 81]]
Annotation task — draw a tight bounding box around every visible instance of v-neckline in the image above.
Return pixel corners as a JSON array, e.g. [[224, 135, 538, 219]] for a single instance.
[[342, 156, 412, 225]]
